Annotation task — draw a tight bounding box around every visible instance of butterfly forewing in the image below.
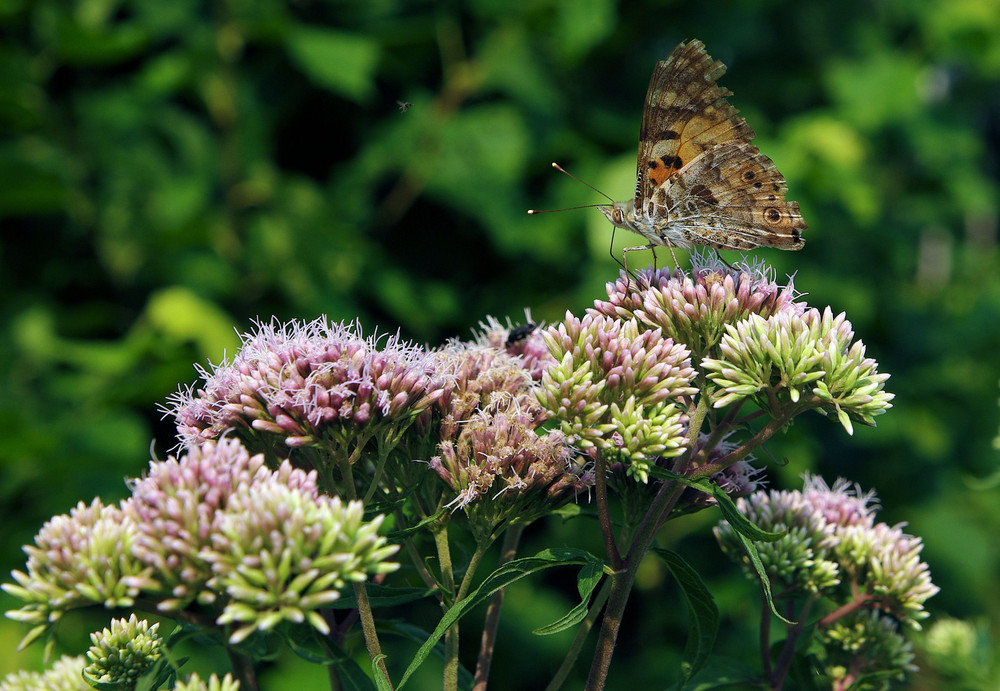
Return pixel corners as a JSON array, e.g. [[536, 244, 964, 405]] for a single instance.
[[635, 40, 755, 207]]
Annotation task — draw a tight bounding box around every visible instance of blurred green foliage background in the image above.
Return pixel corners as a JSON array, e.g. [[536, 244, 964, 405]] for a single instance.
[[2, 0, 999, 688]]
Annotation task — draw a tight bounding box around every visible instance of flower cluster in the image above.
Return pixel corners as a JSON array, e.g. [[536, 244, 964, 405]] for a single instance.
[[430, 396, 591, 534], [174, 674, 240, 691], [429, 342, 540, 443], [83, 614, 162, 686], [536, 312, 697, 482], [590, 253, 805, 361], [169, 317, 449, 455], [204, 475, 399, 643], [0, 658, 237, 691], [921, 617, 991, 681], [0, 656, 88, 691], [4, 438, 399, 647], [124, 437, 273, 610], [819, 609, 917, 687], [702, 307, 894, 434], [717, 475, 937, 623], [3, 499, 156, 647], [715, 475, 938, 682]]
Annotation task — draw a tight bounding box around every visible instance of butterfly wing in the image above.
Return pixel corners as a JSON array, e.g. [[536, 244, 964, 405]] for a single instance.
[[634, 40, 755, 209], [653, 141, 807, 250]]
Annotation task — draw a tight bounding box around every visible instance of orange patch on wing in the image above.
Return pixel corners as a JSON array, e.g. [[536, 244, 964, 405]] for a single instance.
[[647, 156, 682, 187]]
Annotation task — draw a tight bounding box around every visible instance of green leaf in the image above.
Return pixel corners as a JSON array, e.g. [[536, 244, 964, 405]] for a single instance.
[[710, 483, 793, 625], [286, 27, 379, 103], [282, 623, 351, 665], [134, 656, 184, 691], [708, 481, 784, 543], [372, 654, 392, 691], [532, 557, 604, 635], [652, 548, 719, 684], [338, 663, 379, 691], [382, 622, 475, 688], [396, 548, 605, 688], [384, 507, 447, 541]]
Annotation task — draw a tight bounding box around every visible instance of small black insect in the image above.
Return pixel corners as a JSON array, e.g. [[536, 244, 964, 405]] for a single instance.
[[505, 322, 537, 348]]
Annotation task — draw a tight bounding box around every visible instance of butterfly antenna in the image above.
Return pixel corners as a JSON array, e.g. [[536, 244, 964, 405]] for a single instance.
[[527, 162, 615, 214], [551, 162, 615, 203]]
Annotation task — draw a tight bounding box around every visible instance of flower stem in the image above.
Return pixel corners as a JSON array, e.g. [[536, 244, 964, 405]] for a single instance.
[[769, 593, 818, 690], [594, 450, 623, 571], [689, 409, 798, 479], [353, 580, 394, 690], [434, 525, 460, 691], [585, 477, 687, 690], [473, 526, 523, 691], [759, 590, 773, 679], [226, 648, 259, 691]]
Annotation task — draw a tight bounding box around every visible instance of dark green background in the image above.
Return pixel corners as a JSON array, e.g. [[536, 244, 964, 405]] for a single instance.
[[2, 0, 998, 688]]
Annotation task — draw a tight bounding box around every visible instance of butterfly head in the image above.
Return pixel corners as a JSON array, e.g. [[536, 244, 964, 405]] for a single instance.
[[599, 201, 634, 230]]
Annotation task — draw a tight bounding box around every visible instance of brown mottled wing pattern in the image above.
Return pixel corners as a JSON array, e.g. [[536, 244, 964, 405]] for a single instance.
[[634, 40, 755, 209], [652, 141, 806, 250]]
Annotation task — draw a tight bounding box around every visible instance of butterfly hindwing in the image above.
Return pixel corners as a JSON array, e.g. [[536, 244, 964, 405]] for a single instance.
[[653, 141, 806, 250]]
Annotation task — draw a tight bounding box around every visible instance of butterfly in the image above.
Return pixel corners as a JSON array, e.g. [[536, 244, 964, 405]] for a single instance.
[[600, 40, 806, 265]]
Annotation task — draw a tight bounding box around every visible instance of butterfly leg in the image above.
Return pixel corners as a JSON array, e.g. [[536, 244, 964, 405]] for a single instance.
[[713, 249, 735, 270], [622, 244, 651, 285]]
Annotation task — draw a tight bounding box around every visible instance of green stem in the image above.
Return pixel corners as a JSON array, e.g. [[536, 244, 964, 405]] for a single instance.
[[353, 581, 394, 689], [335, 436, 392, 688], [364, 428, 405, 505], [689, 409, 799, 479], [593, 450, 623, 570], [403, 534, 441, 592], [585, 478, 688, 690], [434, 526, 460, 691], [473, 525, 524, 691]]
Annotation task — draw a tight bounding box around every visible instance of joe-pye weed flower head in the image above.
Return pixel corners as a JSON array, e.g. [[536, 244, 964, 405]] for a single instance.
[[0, 655, 88, 691], [5, 437, 399, 649], [124, 437, 275, 610], [204, 473, 399, 644], [83, 614, 162, 687], [430, 394, 592, 536], [536, 311, 697, 482], [3, 498, 155, 648], [169, 317, 450, 493], [702, 307, 894, 433], [715, 475, 938, 685], [590, 252, 805, 362]]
